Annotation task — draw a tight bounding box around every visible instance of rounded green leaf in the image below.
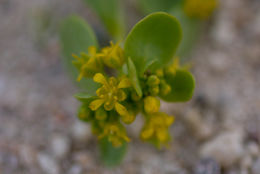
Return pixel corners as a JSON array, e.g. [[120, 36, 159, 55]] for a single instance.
[[59, 15, 99, 94], [99, 137, 127, 167], [160, 69, 195, 102], [124, 12, 182, 76]]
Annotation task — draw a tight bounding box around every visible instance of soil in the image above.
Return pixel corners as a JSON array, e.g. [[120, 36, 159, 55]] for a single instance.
[[0, 0, 260, 173]]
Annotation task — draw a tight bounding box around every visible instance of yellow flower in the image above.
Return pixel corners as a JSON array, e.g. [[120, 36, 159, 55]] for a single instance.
[[100, 41, 125, 69], [141, 112, 175, 145], [183, 0, 218, 20], [72, 46, 102, 81], [144, 96, 160, 114], [89, 73, 131, 117], [98, 122, 130, 147]]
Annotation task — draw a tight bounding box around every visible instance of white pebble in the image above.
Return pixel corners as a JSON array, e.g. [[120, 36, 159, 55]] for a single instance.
[[37, 153, 59, 174], [71, 121, 91, 143], [247, 142, 259, 158], [51, 134, 70, 159], [200, 131, 244, 167]]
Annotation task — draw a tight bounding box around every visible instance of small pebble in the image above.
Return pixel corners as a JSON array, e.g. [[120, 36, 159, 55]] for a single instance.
[[68, 164, 82, 174], [50, 134, 70, 159], [37, 153, 59, 174], [240, 155, 253, 169], [194, 158, 220, 174], [71, 121, 91, 143], [200, 131, 244, 167], [185, 108, 213, 140], [247, 142, 259, 158]]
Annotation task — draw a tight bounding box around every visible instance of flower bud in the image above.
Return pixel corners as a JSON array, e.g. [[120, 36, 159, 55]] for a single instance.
[[78, 105, 92, 122], [149, 85, 160, 96], [147, 75, 160, 86], [95, 107, 107, 121], [160, 80, 171, 96], [144, 96, 160, 114]]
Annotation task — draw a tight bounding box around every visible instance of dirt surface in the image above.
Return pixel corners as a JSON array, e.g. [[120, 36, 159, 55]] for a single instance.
[[0, 0, 260, 174]]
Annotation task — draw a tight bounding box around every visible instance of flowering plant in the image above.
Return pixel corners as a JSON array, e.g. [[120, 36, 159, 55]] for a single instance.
[[60, 12, 195, 166]]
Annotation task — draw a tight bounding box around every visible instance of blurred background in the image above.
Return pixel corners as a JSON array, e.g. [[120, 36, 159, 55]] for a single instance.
[[0, 0, 260, 173]]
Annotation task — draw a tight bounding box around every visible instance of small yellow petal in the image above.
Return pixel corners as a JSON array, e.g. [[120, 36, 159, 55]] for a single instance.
[[88, 46, 97, 56], [117, 89, 127, 101], [89, 99, 105, 111], [115, 103, 128, 116], [77, 72, 84, 82], [93, 73, 107, 85], [118, 78, 131, 89], [72, 54, 81, 61]]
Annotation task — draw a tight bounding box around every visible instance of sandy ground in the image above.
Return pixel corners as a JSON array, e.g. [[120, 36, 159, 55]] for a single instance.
[[0, 0, 260, 174]]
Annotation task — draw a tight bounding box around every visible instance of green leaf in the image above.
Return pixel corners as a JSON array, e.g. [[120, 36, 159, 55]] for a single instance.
[[124, 12, 182, 76], [138, 0, 182, 14], [160, 69, 195, 102], [99, 137, 127, 167], [170, 6, 202, 59], [74, 92, 96, 102], [59, 15, 99, 94], [84, 0, 125, 40], [127, 58, 142, 97]]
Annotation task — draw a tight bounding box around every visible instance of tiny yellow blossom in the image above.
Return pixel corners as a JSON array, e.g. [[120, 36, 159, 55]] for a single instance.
[[141, 112, 175, 145], [98, 122, 130, 147], [89, 73, 131, 117], [144, 96, 160, 114], [100, 41, 125, 69], [183, 0, 218, 20], [72, 46, 103, 81]]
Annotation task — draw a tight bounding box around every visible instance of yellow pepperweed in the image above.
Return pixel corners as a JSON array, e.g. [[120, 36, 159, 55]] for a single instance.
[[141, 112, 175, 145], [183, 0, 218, 20], [99, 41, 125, 69], [89, 73, 131, 117], [72, 46, 103, 81]]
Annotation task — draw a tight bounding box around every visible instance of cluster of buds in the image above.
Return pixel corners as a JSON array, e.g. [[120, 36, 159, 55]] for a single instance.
[[183, 0, 218, 20], [73, 42, 182, 148]]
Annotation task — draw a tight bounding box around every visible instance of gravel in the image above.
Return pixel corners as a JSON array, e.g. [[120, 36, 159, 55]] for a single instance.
[[0, 0, 260, 173]]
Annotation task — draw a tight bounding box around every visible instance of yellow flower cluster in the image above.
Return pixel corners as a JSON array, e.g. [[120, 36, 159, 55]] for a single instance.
[[183, 0, 218, 20], [74, 44, 181, 148], [141, 112, 175, 147], [72, 41, 125, 81]]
